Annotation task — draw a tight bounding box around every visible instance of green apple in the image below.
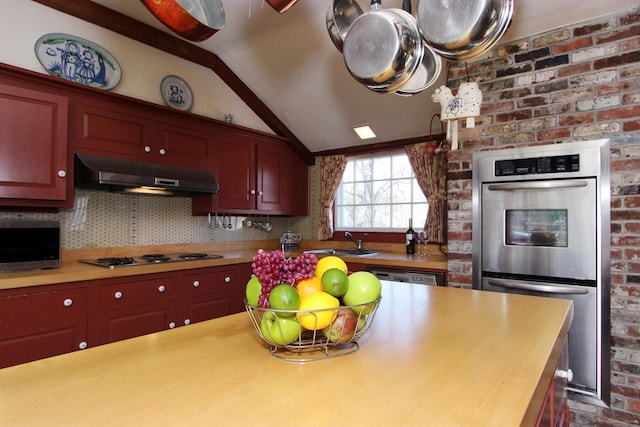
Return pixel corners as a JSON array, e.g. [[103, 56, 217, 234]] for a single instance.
[[245, 276, 261, 307], [260, 312, 301, 346], [343, 271, 382, 314]]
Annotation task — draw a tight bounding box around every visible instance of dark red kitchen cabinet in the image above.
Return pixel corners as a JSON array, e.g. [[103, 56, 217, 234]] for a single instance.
[[0, 285, 88, 368], [536, 338, 570, 427], [92, 274, 178, 345], [0, 79, 71, 207], [178, 263, 252, 325], [73, 98, 215, 168], [192, 127, 308, 215]]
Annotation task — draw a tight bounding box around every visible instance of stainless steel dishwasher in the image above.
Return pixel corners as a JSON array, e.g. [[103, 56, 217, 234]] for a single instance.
[[365, 267, 445, 286]]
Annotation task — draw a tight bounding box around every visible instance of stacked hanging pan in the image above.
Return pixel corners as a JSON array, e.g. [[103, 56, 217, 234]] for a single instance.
[[327, 0, 514, 94]]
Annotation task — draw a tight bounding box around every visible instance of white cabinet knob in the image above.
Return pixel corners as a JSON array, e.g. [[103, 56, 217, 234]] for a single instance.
[[57, 170, 67, 178], [144, 146, 151, 153], [224, 276, 231, 283], [169, 322, 176, 329], [159, 148, 166, 155], [250, 189, 256, 195], [258, 191, 264, 196], [193, 280, 200, 288], [63, 298, 73, 307], [158, 285, 166, 293], [555, 369, 573, 382], [79, 341, 88, 350], [114, 291, 123, 299], [184, 319, 191, 325]]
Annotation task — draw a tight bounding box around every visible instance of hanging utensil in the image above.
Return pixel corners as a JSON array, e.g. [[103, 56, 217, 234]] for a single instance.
[[140, 0, 225, 42], [326, 0, 364, 53], [343, 0, 424, 93], [265, 0, 299, 13], [416, 0, 514, 60]]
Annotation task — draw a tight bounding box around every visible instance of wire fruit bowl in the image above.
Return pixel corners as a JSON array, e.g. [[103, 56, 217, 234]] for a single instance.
[[246, 298, 381, 362]]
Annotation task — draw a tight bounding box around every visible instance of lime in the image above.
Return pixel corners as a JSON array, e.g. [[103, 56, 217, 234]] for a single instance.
[[268, 284, 300, 317], [321, 268, 349, 297], [315, 255, 348, 279], [297, 291, 340, 330]]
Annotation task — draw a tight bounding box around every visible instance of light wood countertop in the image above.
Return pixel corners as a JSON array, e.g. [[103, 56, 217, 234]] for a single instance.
[[0, 282, 571, 426], [0, 241, 447, 291]]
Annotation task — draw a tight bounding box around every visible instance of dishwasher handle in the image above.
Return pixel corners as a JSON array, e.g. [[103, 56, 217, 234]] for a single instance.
[[487, 278, 589, 295]]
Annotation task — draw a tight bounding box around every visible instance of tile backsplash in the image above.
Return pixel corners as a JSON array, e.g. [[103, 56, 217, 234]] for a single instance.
[[1, 184, 317, 249]]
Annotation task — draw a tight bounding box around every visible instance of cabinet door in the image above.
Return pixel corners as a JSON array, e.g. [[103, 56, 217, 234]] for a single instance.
[[217, 137, 255, 210], [284, 146, 310, 215], [93, 275, 177, 345], [0, 83, 69, 202], [0, 316, 88, 368], [73, 101, 154, 160], [156, 119, 214, 168], [256, 141, 286, 212], [97, 303, 178, 344], [0, 286, 88, 368]]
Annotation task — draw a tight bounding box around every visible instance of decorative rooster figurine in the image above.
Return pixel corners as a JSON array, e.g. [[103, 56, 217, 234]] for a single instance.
[[431, 82, 483, 150]]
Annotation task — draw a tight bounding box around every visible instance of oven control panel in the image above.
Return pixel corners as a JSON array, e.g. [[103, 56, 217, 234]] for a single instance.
[[495, 154, 580, 176]]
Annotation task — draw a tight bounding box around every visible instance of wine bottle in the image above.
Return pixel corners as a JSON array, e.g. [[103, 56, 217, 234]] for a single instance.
[[406, 218, 415, 255]]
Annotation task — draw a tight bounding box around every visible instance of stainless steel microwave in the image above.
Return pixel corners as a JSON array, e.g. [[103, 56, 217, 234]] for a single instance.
[[0, 221, 61, 273]]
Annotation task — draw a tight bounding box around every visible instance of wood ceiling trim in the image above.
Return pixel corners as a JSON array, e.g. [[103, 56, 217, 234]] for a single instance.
[[31, 0, 315, 165]]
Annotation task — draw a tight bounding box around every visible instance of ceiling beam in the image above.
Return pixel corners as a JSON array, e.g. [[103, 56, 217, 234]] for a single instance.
[[31, 0, 315, 165]]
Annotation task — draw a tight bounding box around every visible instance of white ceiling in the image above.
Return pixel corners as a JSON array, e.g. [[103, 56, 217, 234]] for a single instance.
[[90, 0, 638, 153]]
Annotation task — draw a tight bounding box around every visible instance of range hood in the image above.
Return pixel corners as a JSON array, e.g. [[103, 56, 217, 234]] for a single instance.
[[75, 154, 219, 196]]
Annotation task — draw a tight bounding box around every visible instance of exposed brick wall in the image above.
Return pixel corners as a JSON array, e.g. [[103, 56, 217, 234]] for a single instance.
[[443, 7, 640, 426]]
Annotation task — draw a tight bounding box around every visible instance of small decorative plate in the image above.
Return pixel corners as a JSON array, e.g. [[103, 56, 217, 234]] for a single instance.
[[160, 75, 193, 112], [34, 33, 121, 90]]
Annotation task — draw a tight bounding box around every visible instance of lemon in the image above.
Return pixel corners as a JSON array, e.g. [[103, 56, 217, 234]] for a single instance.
[[297, 291, 340, 330], [315, 255, 348, 279]]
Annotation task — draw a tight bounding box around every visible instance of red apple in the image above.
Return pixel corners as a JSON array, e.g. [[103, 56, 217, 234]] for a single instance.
[[322, 308, 358, 343]]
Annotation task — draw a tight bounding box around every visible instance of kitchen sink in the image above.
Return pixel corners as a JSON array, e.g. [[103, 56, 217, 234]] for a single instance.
[[303, 249, 380, 257]]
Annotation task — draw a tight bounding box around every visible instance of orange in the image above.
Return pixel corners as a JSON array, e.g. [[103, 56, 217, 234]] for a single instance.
[[297, 291, 340, 330], [315, 255, 348, 279], [296, 276, 323, 299]]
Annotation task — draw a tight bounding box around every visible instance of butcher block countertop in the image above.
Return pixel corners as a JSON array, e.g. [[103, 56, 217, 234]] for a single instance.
[[0, 282, 572, 426], [0, 240, 448, 291]]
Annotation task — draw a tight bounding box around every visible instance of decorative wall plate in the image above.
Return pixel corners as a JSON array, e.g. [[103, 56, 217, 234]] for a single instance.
[[160, 75, 193, 111], [34, 33, 121, 90]]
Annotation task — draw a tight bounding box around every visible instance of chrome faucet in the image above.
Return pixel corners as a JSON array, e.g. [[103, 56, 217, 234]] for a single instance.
[[344, 231, 363, 251]]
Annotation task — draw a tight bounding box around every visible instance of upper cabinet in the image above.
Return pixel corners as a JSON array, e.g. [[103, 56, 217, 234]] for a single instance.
[[0, 74, 72, 208], [72, 95, 214, 168], [192, 126, 309, 216]]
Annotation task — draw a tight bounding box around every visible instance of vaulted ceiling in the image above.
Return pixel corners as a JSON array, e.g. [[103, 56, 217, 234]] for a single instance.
[[34, 0, 639, 159]]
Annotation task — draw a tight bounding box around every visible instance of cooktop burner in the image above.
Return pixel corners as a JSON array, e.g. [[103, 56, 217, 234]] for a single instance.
[[79, 253, 223, 269]]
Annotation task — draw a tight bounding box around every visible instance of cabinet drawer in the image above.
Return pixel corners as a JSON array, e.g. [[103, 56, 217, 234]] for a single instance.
[[97, 277, 175, 311], [0, 288, 87, 328], [178, 268, 239, 296]]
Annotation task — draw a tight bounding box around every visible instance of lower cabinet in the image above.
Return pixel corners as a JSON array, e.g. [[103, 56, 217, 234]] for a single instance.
[[536, 338, 570, 427], [0, 285, 88, 369], [0, 263, 253, 368], [92, 273, 178, 345]]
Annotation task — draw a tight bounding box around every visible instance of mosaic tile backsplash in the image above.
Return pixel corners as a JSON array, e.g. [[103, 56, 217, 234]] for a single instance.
[[1, 164, 319, 249]]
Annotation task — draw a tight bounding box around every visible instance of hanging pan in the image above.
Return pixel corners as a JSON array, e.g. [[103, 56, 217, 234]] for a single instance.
[[140, 0, 225, 42], [343, 0, 424, 93], [416, 0, 514, 61], [326, 0, 364, 53], [265, 0, 299, 14]]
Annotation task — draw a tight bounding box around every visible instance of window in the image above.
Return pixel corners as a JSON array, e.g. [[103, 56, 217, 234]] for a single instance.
[[335, 152, 428, 231]]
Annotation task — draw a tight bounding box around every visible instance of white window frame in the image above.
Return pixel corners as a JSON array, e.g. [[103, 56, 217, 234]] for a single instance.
[[334, 151, 428, 232]]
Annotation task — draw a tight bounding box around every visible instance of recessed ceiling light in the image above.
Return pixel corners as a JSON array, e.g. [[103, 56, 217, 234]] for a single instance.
[[353, 125, 376, 140]]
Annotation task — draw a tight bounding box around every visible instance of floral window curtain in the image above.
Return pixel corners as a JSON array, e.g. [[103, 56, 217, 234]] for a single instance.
[[404, 142, 448, 243], [318, 154, 347, 240]]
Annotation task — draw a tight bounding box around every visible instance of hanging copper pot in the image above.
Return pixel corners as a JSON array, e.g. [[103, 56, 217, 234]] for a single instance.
[[140, 0, 225, 42], [265, 0, 299, 13]]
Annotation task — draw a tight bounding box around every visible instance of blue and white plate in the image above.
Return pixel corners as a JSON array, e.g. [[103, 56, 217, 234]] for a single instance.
[[160, 75, 193, 112], [34, 33, 121, 90]]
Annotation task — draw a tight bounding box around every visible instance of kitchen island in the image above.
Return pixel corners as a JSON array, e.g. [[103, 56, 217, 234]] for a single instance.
[[0, 282, 571, 426]]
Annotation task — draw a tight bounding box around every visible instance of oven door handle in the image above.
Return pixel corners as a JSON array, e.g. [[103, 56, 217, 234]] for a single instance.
[[486, 181, 589, 191], [487, 278, 589, 295]]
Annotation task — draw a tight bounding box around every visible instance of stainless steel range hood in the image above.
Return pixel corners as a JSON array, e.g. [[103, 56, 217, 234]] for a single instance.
[[75, 154, 219, 196]]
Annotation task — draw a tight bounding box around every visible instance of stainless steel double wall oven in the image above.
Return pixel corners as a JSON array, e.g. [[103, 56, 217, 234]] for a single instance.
[[472, 139, 610, 406]]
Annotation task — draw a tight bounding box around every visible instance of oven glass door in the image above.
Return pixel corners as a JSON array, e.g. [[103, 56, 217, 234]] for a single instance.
[[481, 178, 597, 280]]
